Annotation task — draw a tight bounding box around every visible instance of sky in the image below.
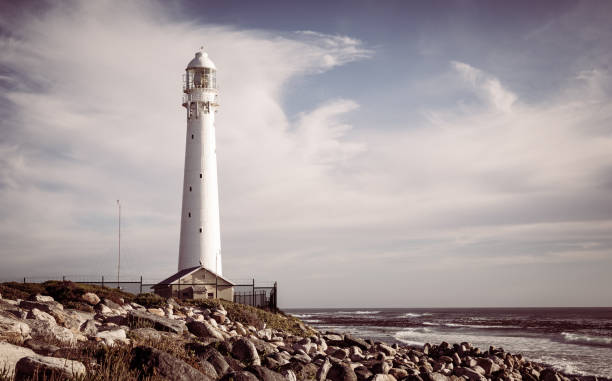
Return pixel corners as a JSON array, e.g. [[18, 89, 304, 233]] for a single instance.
[[0, 0, 611, 308]]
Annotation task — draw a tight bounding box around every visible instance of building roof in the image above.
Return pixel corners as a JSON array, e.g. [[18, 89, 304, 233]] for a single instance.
[[153, 266, 234, 288], [187, 50, 216, 70]]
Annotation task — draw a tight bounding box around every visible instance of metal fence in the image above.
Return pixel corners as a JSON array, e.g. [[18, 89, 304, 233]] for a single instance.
[[9, 275, 277, 311]]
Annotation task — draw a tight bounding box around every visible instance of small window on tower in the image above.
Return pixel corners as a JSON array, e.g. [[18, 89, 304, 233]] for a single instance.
[[189, 186, 192, 192], [191, 134, 194, 139], [199, 228, 202, 233], [200, 173, 202, 179], [188, 212, 191, 218]]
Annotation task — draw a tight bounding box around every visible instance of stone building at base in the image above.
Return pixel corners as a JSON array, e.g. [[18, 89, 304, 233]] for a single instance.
[[152, 266, 234, 300]]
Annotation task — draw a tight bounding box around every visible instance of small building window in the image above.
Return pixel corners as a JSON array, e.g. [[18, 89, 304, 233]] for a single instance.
[[199, 228, 202, 233], [191, 134, 194, 139], [189, 186, 192, 192], [188, 212, 191, 218], [200, 173, 202, 179]]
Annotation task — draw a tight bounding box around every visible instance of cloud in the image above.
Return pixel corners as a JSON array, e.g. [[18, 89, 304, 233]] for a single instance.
[[451, 61, 517, 112], [0, 1, 611, 307]]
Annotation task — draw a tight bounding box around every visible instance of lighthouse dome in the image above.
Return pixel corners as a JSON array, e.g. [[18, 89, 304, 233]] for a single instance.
[[187, 51, 216, 70]]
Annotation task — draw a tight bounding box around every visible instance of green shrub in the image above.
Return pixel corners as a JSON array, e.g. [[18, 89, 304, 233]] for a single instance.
[[0, 282, 45, 300], [133, 293, 165, 308]]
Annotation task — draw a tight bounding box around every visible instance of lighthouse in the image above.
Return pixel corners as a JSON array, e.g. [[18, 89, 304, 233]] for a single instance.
[[177, 49, 222, 275]]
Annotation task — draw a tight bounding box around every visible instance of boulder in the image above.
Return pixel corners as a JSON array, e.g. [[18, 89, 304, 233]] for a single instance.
[[354, 366, 374, 381], [30, 294, 54, 303], [27, 308, 56, 325], [96, 328, 128, 346], [371, 361, 392, 374], [232, 338, 261, 366], [102, 298, 122, 310], [425, 372, 450, 381], [80, 319, 98, 337], [200, 360, 219, 380], [95, 303, 113, 314], [131, 346, 212, 381], [0, 313, 31, 342], [23, 339, 60, 356], [192, 346, 230, 376], [81, 292, 100, 305], [0, 342, 37, 377], [211, 311, 226, 324], [345, 335, 370, 351], [15, 355, 86, 380], [541, 368, 563, 381], [327, 362, 358, 381], [26, 320, 75, 345], [378, 343, 396, 357], [317, 358, 332, 381], [128, 310, 185, 334], [220, 371, 259, 381], [246, 365, 287, 381], [454, 367, 487, 381], [389, 368, 408, 379], [372, 375, 397, 381], [186, 320, 224, 340], [475, 358, 500, 375]]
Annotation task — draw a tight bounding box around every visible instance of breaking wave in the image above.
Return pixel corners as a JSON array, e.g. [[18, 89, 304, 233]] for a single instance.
[[560, 332, 612, 348]]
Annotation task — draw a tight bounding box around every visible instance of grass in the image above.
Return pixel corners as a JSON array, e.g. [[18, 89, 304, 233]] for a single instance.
[[0, 281, 134, 312], [132, 293, 165, 308], [183, 298, 315, 337]]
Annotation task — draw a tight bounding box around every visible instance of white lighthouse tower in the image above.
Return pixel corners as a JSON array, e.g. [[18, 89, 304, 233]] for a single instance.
[[177, 49, 222, 276]]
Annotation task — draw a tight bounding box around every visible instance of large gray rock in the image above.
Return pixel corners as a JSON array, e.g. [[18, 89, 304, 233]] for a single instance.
[[231, 338, 261, 366], [246, 365, 287, 381], [96, 328, 128, 346], [15, 355, 86, 380], [30, 295, 54, 303], [200, 360, 219, 380], [344, 335, 369, 350], [317, 358, 332, 381], [23, 339, 60, 356], [81, 292, 100, 305], [80, 319, 98, 336], [327, 362, 358, 381], [354, 366, 374, 381], [372, 375, 397, 381], [27, 308, 56, 325], [0, 342, 37, 377], [128, 310, 185, 334], [475, 358, 500, 375], [186, 320, 224, 340], [192, 346, 230, 376], [130, 346, 212, 381], [26, 320, 75, 345], [454, 367, 487, 381], [0, 313, 31, 342], [220, 371, 259, 381]]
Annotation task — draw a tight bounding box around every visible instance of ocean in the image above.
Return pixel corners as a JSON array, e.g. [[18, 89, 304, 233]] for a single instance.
[[285, 308, 612, 378]]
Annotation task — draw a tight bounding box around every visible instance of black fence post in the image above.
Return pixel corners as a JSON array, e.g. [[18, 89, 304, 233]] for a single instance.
[[139, 276, 143, 294], [23, 277, 26, 284], [274, 281, 278, 311], [62, 275, 65, 282], [252, 279, 255, 307], [102, 275, 104, 287]]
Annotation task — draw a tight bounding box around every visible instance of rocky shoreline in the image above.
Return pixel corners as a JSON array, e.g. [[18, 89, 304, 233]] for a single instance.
[[0, 284, 609, 381]]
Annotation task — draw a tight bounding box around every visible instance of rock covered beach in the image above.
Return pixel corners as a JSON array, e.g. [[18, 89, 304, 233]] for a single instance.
[[0, 282, 608, 381]]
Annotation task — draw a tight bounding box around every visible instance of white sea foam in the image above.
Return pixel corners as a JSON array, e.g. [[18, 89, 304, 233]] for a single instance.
[[561, 332, 612, 347], [423, 322, 440, 326], [353, 310, 381, 315], [401, 312, 433, 318]]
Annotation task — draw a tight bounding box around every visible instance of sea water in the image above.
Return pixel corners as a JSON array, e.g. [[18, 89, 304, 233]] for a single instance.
[[286, 308, 612, 377]]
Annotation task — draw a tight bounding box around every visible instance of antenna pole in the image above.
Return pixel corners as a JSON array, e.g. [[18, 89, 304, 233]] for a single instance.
[[117, 200, 121, 289]]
